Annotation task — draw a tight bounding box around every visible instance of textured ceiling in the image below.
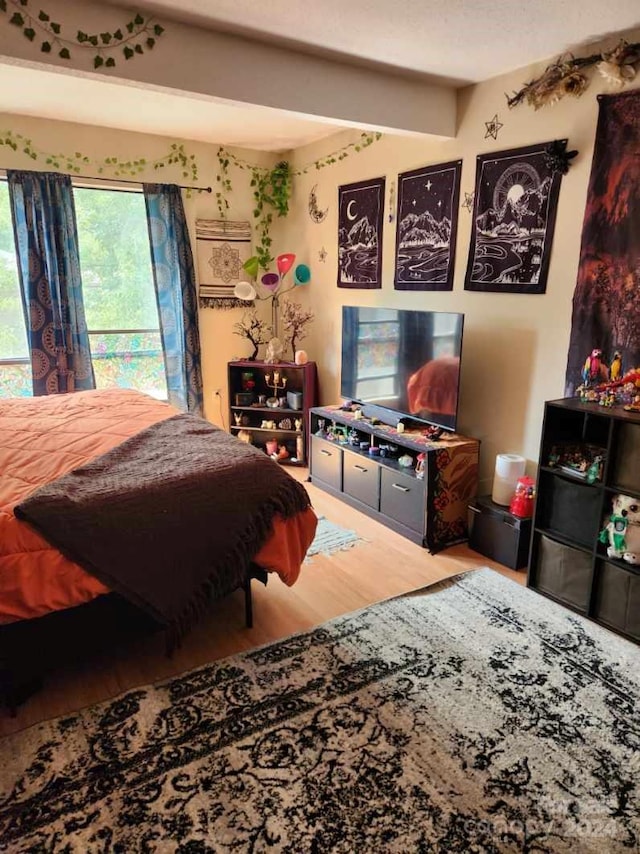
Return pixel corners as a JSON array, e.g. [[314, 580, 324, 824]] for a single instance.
[[2, 1, 639, 150], [103, 0, 640, 83]]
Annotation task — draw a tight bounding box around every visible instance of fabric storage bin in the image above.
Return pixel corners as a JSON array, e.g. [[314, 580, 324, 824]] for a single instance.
[[594, 562, 640, 641], [541, 475, 602, 547], [535, 534, 592, 611], [613, 423, 640, 494]]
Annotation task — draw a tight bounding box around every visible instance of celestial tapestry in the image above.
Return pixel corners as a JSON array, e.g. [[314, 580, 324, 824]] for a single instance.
[[394, 160, 462, 291], [196, 219, 252, 309], [464, 142, 564, 294], [338, 177, 385, 289], [564, 90, 640, 396]]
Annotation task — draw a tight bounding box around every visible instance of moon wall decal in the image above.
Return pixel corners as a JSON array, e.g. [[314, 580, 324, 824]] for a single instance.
[[346, 199, 357, 221], [308, 184, 328, 223]]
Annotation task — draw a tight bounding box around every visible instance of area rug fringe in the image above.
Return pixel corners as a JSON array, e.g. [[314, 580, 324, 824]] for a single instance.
[[304, 514, 366, 561]]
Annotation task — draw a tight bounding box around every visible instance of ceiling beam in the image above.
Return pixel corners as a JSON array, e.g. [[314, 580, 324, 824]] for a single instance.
[[0, 0, 456, 138]]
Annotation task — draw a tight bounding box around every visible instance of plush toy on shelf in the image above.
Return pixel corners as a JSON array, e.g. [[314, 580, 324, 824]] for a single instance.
[[599, 493, 640, 565]]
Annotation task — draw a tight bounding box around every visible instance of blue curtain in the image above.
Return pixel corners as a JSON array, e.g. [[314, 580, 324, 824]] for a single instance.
[[7, 170, 95, 396], [143, 184, 203, 414]]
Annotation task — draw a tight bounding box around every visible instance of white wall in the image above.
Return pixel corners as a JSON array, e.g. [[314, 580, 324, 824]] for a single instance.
[[284, 38, 640, 491]]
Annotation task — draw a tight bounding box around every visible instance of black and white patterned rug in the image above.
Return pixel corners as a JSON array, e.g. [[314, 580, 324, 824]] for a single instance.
[[2, 569, 639, 852]]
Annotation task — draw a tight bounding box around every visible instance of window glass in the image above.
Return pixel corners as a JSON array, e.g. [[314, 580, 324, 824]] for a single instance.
[[75, 187, 167, 399]]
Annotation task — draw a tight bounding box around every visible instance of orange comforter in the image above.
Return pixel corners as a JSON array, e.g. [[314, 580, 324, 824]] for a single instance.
[[0, 389, 316, 624]]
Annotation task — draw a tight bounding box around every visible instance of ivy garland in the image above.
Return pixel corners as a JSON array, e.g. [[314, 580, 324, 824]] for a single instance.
[[0, 130, 198, 181], [249, 161, 291, 270], [0, 0, 165, 68], [216, 131, 382, 271]]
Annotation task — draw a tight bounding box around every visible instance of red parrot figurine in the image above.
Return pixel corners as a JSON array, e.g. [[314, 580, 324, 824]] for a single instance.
[[582, 348, 603, 386]]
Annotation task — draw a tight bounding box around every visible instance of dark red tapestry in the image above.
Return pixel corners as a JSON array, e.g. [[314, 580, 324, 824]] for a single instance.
[[564, 90, 640, 395]]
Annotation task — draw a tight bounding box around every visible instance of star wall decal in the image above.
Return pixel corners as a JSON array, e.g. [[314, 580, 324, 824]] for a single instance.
[[318, 246, 327, 263], [484, 114, 504, 140], [462, 191, 475, 213]]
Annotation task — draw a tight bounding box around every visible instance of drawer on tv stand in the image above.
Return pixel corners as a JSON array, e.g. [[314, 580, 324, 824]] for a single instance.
[[311, 437, 343, 491], [342, 449, 380, 510], [380, 468, 426, 534]]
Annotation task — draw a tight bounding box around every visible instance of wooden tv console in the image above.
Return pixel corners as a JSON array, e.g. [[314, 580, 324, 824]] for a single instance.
[[309, 406, 479, 553]]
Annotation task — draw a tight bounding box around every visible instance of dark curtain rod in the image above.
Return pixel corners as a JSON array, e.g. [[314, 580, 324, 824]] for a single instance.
[[73, 173, 212, 193], [0, 170, 211, 193]]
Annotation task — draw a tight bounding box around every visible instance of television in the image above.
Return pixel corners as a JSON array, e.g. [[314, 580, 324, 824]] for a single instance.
[[340, 306, 464, 432]]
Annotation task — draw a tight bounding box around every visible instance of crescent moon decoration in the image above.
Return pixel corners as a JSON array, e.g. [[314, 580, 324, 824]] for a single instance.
[[346, 199, 358, 222], [308, 184, 328, 224]]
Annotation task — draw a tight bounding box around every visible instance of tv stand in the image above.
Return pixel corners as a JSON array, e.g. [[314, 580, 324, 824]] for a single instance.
[[309, 405, 480, 552]]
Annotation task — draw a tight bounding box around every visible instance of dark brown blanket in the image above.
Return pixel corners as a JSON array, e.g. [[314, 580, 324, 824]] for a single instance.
[[15, 414, 312, 637]]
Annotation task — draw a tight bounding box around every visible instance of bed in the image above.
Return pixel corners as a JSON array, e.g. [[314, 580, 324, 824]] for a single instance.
[[0, 388, 317, 710]]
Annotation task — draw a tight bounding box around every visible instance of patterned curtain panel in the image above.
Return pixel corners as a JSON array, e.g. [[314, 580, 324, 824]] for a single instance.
[[143, 184, 203, 415], [7, 170, 95, 396]]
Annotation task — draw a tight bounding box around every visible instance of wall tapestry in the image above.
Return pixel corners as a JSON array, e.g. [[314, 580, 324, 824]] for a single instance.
[[394, 160, 461, 292], [337, 177, 385, 289], [564, 90, 640, 396], [464, 141, 564, 294], [196, 219, 252, 309]]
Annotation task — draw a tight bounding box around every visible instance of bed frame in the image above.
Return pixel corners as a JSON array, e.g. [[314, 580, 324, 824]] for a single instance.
[[0, 569, 263, 715]]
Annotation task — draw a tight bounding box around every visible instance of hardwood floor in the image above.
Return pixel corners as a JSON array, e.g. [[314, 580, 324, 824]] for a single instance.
[[0, 472, 525, 737]]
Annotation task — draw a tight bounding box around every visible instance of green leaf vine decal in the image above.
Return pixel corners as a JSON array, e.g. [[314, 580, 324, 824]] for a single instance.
[[1, 0, 165, 66], [0, 131, 198, 183], [216, 131, 382, 271]]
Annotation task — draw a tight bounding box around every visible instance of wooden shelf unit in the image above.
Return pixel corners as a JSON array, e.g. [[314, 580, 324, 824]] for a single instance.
[[227, 360, 318, 466]]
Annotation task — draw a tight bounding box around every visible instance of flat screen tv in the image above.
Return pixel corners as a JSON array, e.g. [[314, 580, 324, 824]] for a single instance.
[[340, 306, 464, 432]]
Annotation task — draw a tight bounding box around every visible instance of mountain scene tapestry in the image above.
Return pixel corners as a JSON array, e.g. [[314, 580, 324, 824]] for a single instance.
[[564, 90, 640, 396], [394, 160, 462, 291], [338, 177, 385, 288], [464, 142, 564, 294]]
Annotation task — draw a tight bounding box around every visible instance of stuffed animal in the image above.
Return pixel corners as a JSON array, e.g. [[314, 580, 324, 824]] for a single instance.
[[599, 494, 640, 565]]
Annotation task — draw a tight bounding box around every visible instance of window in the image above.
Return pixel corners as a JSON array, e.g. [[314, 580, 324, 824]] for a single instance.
[[0, 182, 167, 400], [0, 182, 30, 397], [75, 187, 167, 400]]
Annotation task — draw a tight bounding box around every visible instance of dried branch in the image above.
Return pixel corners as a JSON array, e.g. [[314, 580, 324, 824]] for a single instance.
[[506, 40, 640, 110]]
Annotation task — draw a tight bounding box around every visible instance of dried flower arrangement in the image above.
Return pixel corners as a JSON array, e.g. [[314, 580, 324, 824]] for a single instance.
[[507, 39, 640, 110]]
